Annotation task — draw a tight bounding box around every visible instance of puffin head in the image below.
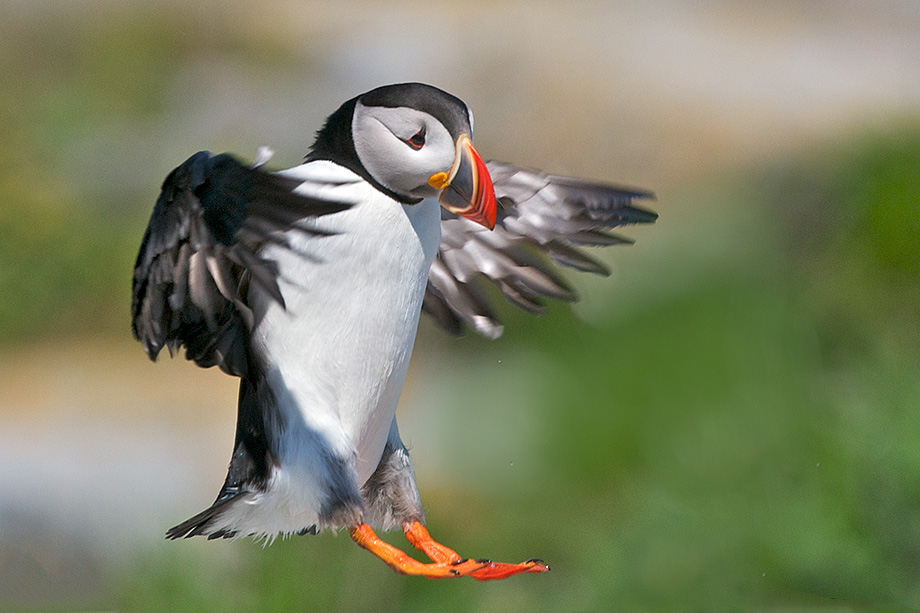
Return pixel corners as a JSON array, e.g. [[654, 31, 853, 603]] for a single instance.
[[308, 83, 496, 229]]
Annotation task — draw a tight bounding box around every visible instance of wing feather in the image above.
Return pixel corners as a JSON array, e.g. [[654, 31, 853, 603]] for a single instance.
[[425, 160, 656, 337], [131, 151, 350, 377]]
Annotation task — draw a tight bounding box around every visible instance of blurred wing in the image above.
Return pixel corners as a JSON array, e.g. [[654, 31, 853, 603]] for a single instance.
[[424, 160, 657, 338], [131, 151, 350, 377]]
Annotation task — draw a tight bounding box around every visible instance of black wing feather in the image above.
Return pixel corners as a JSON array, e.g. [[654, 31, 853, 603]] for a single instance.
[[424, 160, 656, 338], [132, 151, 349, 377]]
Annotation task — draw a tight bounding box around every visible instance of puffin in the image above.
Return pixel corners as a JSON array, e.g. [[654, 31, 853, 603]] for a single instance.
[[132, 82, 656, 580]]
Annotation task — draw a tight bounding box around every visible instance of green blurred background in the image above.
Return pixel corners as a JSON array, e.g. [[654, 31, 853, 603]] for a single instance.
[[2, 1, 919, 610]]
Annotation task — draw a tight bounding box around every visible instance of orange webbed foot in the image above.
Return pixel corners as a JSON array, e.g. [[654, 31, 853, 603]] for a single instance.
[[463, 558, 550, 581], [349, 521, 550, 581]]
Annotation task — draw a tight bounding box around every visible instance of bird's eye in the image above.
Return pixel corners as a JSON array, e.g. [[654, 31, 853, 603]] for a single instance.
[[406, 128, 426, 150]]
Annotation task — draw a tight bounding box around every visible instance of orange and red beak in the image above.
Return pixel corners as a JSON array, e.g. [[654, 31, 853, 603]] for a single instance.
[[428, 134, 496, 230]]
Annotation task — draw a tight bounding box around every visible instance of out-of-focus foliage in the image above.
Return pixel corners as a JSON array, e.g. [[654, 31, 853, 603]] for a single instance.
[[110, 131, 920, 611], [0, 5, 295, 343], [765, 129, 920, 347]]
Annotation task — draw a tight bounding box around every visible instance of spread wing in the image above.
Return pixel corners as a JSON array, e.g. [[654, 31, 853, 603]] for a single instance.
[[131, 151, 350, 377], [424, 160, 657, 338]]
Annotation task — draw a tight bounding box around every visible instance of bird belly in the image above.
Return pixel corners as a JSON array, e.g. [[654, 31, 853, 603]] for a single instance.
[[251, 169, 441, 521]]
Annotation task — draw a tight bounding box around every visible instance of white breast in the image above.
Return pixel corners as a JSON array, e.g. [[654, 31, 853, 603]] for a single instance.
[[251, 161, 441, 485]]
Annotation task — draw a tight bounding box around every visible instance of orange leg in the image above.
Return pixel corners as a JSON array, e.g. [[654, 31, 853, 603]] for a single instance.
[[349, 521, 550, 581], [403, 520, 463, 563]]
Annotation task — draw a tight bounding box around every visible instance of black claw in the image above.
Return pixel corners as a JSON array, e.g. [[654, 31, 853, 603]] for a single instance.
[[525, 558, 545, 564], [474, 558, 492, 564], [450, 558, 470, 566]]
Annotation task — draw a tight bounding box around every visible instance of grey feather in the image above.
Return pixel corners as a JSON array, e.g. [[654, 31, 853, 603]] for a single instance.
[[131, 151, 350, 377], [424, 160, 656, 337]]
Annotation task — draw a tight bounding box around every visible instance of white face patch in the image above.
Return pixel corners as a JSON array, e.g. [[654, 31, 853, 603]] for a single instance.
[[352, 102, 458, 200]]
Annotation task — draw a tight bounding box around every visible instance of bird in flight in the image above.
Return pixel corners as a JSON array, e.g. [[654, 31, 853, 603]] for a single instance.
[[132, 82, 656, 580]]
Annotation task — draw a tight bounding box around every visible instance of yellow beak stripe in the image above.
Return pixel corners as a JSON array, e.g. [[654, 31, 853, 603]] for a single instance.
[[427, 172, 450, 189]]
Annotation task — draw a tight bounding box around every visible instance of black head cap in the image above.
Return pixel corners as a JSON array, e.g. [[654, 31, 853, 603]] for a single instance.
[[358, 83, 471, 139]]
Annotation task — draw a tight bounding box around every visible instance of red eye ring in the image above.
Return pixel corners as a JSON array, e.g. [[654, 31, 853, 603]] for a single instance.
[[407, 128, 426, 150]]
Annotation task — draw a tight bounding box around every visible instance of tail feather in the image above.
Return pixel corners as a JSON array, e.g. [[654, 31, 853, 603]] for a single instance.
[[167, 376, 280, 541], [166, 492, 246, 539]]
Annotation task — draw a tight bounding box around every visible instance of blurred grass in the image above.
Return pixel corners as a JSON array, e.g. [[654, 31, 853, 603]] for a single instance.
[[106, 129, 920, 611], [0, 4, 299, 345]]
